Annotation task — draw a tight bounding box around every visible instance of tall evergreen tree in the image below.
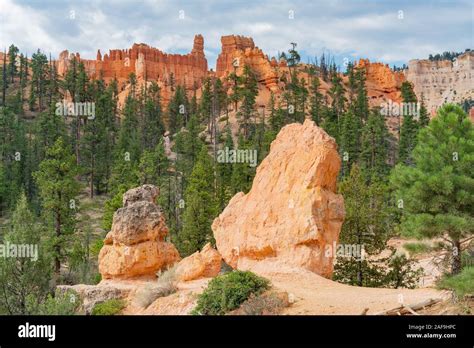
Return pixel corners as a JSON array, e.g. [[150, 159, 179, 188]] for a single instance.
[[398, 81, 420, 165], [30, 50, 48, 111], [237, 65, 258, 139], [7, 44, 19, 83], [391, 104, 474, 274], [34, 137, 80, 278], [141, 81, 164, 150], [0, 193, 52, 314], [309, 75, 324, 125], [333, 165, 394, 287], [178, 145, 217, 256], [360, 109, 390, 178]]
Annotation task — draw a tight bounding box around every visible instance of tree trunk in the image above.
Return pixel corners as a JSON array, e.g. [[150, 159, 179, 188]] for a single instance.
[[451, 239, 462, 275], [90, 154, 94, 198]]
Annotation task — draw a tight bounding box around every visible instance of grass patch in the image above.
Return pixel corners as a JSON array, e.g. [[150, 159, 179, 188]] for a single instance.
[[91, 299, 126, 315], [192, 270, 270, 315], [437, 267, 474, 298], [404, 242, 432, 255], [134, 266, 178, 309], [238, 292, 287, 315]]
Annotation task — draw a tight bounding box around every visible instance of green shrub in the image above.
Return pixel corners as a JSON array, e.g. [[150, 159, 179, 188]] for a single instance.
[[90, 238, 104, 257], [27, 289, 81, 315], [192, 270, 270, 315], [404, 242, 432, 255], [102, 189, 125, 231], [437, 267, 474, 297], [461, 250, 474, 269], [91, 299, 126, 315]]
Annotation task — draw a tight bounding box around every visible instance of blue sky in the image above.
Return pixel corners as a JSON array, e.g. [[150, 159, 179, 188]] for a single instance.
[[0, 0, 472, 69]]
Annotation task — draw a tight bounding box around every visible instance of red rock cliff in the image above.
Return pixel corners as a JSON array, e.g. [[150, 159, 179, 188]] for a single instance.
[[356, 59, 405, 106], [57, 34, 208, 95], [216, 35, 282, 92]]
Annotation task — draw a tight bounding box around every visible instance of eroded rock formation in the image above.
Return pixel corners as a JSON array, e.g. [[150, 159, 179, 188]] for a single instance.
[[175, 243, 222, 281], [216, 35, 282, 92], [356, 59, 405, 106], [405, 51, 474, 115], [212, 120, 345, 278], [57, 35, 208, 103], [99, 185, 180, 279]]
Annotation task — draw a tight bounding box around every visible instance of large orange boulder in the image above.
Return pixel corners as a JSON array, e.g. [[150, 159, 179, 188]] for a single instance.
[[212, 120, 345, 278], [99, 185, 180, 279], [175, 243, 222, 281]]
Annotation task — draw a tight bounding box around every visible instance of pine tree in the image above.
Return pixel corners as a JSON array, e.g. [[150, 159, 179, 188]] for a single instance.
[[0, 106, 28, 210], [398, 81, 420, 165], [237, 65, 258, 139], [178, 145, 217, 256], [136, 139, 169, 185], [339, 110, 359, 176], [231, 134, 256, 194], [7, 44, 19, 83], [174, 114, 203, 182], [391, 104, 474, 275], [216, 126, 234, 210], [0, 192, 52, 314], [35, 104, 67, 160], [418, 94, 430, 127], [309, 75, 324, 125], [30, 50, 48, 111], [2, 48, 7, 106], [353, 67, 369, 122], [168, 85, 189, 134], [333, 165, 394, 287], [116, 93, 141, 162], [360, 109, 390, 178], [141, 81, 164, 150], [34, 137, 80, 278]]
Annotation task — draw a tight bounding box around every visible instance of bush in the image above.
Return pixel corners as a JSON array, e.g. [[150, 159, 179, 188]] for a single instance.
[[134, 266, 178, 309], [404, 242, 432, 255], [437, 267, 474, 298], [28, 289, 81, 315], [91, 299, 126, 315], [192, 270, 270, 315], [102, 189, 125, 231], [239, 292, 287, 315], [156, 265, 178, 292]]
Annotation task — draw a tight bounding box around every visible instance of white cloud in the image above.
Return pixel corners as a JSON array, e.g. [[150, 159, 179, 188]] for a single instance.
[[1, 0, 471, 68]]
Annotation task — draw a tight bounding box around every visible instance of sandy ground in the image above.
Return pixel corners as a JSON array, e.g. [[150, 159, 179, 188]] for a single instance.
[[244, 261, 450, 315]]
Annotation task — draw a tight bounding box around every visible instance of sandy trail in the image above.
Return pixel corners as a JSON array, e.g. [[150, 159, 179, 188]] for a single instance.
[[245, 261, 450, 315]]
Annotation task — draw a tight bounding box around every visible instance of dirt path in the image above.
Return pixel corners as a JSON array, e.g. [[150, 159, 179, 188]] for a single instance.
[[246, 261, 450, 315]]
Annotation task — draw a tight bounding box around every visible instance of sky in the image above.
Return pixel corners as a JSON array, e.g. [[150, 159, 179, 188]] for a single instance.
[[0, 0, 472, 70]]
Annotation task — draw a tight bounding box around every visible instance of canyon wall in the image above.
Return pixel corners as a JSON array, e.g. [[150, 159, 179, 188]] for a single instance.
[[405, 51, 474, 114], [57, 34, 208, 96], [54, 34, 472, 117], [357, 59, 405, 106], [216, 35, 283, 92]]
